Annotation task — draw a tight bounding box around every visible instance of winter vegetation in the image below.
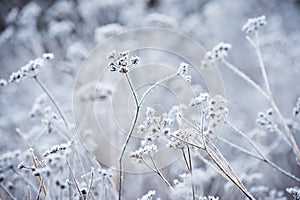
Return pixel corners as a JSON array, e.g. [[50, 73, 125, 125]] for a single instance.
[[1, 0, 300, 199]]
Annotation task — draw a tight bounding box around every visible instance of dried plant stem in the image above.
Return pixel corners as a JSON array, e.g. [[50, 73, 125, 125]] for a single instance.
[[36, 178, 44, 200], [118, 72, 175, 200], [222, 54, 300, 160], [34, 76, 70, 130], [29, 149, 47, 197], [87, 171, 94, 199], [0, 184, 16, 200], [67, 161, 83, 199], [184, 114, 254, 199], [187, 146, 195, 200], [225, 122, 300, 183]]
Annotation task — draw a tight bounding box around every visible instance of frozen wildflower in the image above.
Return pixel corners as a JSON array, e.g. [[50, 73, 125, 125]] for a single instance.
[[189, 93, 209, 107], [138, 107, 173, 143], [98, 168, 113, 178], [206, 95, 228, 135], [43, 141, 72, 157], [256, 108, 277, 132], [129, 144, 158, 164], [107, 50, 139, 73], [201, 42, 231, 68], [293, 97, 300, 116], [80, 83, 112, 102], [242, 15, 267, 34], [199, 196, 219, 200], [286, 187, 300, 200], [167, 129, 196, 149], [177, 62, 191, 83], [8, 53, 54, 83], [138, 190, 156, 200], [0, 78, 7, 86]]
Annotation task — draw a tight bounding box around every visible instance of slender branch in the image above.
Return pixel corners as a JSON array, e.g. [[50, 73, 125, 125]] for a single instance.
[[0, 184, 16, 200], [250, 32, 300, 160], [118, 72, 176, 199], [67, 161, 83, 199], [87, 171, 94, 199], [254, 32, 271, 95], [187, 146, 195, 200], [34, 76, 69, 129], [29, 149, 47, 197], [221, 60, 270, 100], [139, 73, 177, 105], [149, 155, 173, 189], [225, 122, 300, 183], [118, 73, 140, 200]]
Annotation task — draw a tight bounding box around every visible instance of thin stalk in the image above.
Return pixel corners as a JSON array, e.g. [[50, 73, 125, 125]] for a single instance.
[[247, 33, 300, 160], [187, 146, 195, 200], [254, 32, 271, 95], [226, 122, 300, 183], [139, 73, 177, 104], [149, 156, 173, 189], [34, 76, 69, 129], [0, 184, 16, 200], [221, 60, 269, 100], [67, 161, 83, 199], [87, 171, 94, 199], [118, 73, 140, 200], [29, 149, 47, 197], [118, 72, 176, 199]]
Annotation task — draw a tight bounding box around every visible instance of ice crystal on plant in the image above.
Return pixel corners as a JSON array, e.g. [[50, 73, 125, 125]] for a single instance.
[[201, 42, 231, 68], [177, 62, 191, 83], [242, 15, 267, 34], [129, 144, 158, 164], [0, 78, 7, 86], [167, 129, 196, 149], [107, 50, 140, 73], [189, 92, 209, 107], [293, 97, 300, 116], [138, 190, 156, 200], [256, 108, 277, 132], [43, 141, 72, 157], [286, 187, 300, 200], [8, 54, 54, 83]]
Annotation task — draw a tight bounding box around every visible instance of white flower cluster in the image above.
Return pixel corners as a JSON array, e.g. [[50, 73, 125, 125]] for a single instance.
[[256, 108, 277, 132], [129, 144, 158, 164], [286, 187, 300, 200], [201, 42, 232, 68], [138, 107, 173, 141], [189, 92, 209, 107], [242, 15, 267, 34], [43, 141, 72, 157], [177, 62, 191, 83], [206, 95, 228, 135], [167, 129, 196, 149], [138, 190, 156, 200], [293, 97, 300, 116], [107, 50, 140, 73], [9, 53, 54, 83]]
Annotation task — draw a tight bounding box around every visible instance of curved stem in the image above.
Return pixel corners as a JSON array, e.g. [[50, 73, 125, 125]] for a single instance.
[[34, 76, 69, 129]]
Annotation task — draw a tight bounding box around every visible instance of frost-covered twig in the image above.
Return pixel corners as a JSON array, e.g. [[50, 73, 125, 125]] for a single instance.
[[225, 122, 300, 183]]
